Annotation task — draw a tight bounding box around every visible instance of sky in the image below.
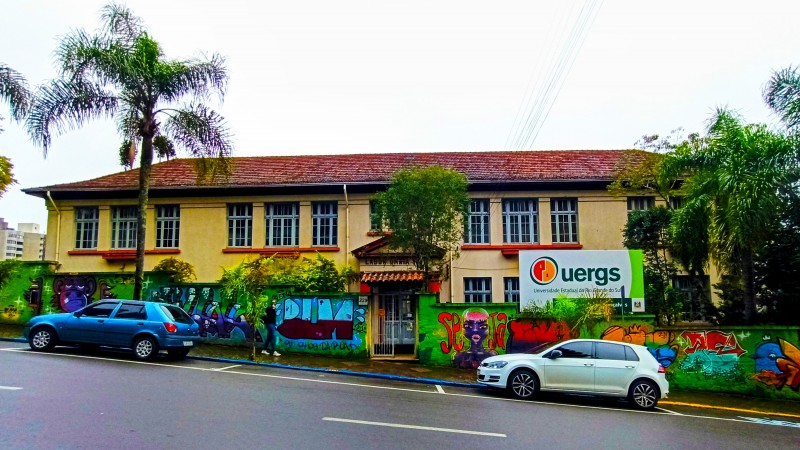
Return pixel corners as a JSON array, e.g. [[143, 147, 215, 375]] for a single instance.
[[1, 1, 799, 231]]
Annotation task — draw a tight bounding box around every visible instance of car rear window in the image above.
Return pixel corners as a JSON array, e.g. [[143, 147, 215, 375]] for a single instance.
[[624, 346, 640, 362], [595, 342, 627, 361], [160, 305, 194, 324]]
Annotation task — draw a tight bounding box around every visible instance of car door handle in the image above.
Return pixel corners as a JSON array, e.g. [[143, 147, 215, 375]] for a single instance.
[[96, 320, 105, 323], [136, 322, 144, 326], [584, 363, 594, 367], [625, 365, 635, 369]]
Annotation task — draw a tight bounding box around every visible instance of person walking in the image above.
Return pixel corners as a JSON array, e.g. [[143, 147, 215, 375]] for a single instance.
[[261, 300, 281, 356]]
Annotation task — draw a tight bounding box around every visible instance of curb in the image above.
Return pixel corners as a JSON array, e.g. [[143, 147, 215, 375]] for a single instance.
[[187, 354, 481, 389]]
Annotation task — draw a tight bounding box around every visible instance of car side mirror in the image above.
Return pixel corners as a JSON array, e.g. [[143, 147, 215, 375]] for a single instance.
[[549, 349, 563, 359], [73, 312, 82, 318]]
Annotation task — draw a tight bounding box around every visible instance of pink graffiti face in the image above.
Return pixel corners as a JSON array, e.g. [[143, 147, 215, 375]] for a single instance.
[[463, 319, 489, 345]]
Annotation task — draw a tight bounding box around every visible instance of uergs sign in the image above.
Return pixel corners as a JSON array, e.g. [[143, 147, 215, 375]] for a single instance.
[[519, 250, 645, 312]]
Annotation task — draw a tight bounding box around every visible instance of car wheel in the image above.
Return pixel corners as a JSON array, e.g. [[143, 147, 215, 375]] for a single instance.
[[508, 369, 538, 400], [133, 336, 159, 361], [167, 348, 190, 360], [629, 379, 659, 410], [29, 327, 56, 351]]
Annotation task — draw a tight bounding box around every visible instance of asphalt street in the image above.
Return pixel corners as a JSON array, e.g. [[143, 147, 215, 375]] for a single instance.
[[2, 342, 799, 450]]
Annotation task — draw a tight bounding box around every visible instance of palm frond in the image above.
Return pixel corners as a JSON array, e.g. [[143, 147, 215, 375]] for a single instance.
[[0, 64, 31, 120], [100, 2, 146, 48], [26, 79, 118, 155], [764, 66, 800, 129], [156, 53, 228, 103], [162, 104, 233, 181]]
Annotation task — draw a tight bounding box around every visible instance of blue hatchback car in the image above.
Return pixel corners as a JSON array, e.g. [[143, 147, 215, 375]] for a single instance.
[[23, 300, 200, 360]]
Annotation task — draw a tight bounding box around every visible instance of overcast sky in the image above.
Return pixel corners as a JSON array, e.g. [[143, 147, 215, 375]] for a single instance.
[[1, 1, 799, 230]]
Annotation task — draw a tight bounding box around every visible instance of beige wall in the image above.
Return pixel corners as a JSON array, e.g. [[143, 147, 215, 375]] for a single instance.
[[44, 190, 717, 303]]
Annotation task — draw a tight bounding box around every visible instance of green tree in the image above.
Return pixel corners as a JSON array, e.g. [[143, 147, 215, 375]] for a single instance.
[[764, 66, 800, 130], [373, 165, 470, 290], [219, 257, 273, 361], [26, 3, 233, 300], [671, 109, 798, 324], [0, 63, 31, 197], [623, 207, 686, 325], [152, 257, 197, 283]]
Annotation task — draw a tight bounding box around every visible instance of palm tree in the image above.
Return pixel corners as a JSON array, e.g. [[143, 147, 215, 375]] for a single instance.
[[671, 109, 797, 323], [0, 63, 31, 197], [27, 3, 233, 299], [765, 66, 800, 130]]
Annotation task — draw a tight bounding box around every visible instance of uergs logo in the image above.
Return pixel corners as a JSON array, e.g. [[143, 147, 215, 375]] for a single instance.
[[531, 257, 558, 285]]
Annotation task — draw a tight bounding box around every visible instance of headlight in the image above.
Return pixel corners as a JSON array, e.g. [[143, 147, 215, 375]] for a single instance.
[[483, 361, 508, 369]]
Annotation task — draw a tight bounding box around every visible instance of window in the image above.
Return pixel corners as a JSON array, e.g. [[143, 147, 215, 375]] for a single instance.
[[464, 277, 492, 303], [556, 341, 593, 358], [312, 201, 338, 246], [669, 196, 684, 210], [80, 302, 118, 318], [266, 202, 299, 246], [551, 198, 578, 243], [227, 204, 253, 247], [156, 205, 180, 248], [75, 207, 99, 249], [502, 199, 538, 243], [114, 303, 147, 320], [369, 200, 387, 232], [465, 199, 490, 244], [627, 196, 655, 212], [674, 274, 712, 321], [624, 346, 640, 362], [504, 277, 520, 303], [160, 304, 195, 324], [595, 342, 627, 361], [111, 206, 137, 249]]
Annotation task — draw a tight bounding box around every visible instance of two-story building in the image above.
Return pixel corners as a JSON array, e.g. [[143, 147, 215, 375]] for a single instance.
[[26, 149, 701, 356]]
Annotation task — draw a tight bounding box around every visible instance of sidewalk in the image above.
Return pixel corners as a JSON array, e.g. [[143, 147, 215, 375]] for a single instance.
[[2, 323, 799, 418]]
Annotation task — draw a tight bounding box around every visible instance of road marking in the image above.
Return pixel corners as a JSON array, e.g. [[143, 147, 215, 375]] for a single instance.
[[5, 346, 799, 424], [213, 365, 242, 371], [656, 406, 683, 415], [435, 384, 445, 394], [739, 416, 800, 428], [322, 417, 506, 437], [0, 386, 22, 390]]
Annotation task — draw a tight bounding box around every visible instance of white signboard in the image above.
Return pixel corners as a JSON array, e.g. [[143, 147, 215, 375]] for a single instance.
[[519, 250, 645, 312]]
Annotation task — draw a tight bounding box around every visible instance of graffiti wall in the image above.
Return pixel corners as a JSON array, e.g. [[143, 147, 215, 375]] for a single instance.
[[418, 295, 800, 400]]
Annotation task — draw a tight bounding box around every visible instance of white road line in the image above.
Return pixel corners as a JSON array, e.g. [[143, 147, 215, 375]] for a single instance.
[[213, 365, 242, 371], [0, 386, 23, 390], [322, 417, 506, 437], [1, 346, 793, 427], [435, 384, 445, 394], [657, 406, 683, 415]]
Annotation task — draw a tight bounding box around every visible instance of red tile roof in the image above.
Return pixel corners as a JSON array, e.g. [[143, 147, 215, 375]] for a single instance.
[[25, 150, 643, 194]]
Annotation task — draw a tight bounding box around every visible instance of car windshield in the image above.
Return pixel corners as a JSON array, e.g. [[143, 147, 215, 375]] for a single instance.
[[160, 305, 194, 324], [525, 340, 563, 354]]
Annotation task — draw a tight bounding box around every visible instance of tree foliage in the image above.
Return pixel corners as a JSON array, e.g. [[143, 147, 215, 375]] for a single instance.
[[670, 109, 798, 323], [373, 165, 470, 289], [0, 63, 30, 198], [26, 3, 233, 300], [152, 257, 197, 283]]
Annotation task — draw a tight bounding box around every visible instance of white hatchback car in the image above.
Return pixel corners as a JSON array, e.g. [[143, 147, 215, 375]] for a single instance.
[[477, 338, 669, 409]]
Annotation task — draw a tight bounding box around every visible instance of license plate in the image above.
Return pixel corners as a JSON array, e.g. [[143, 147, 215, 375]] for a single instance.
[[183, 341, 193, 346]]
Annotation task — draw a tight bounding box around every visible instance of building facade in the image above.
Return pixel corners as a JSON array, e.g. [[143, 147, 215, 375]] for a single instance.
[[0, 219, 45, 261], [25, 150, 709, 356]]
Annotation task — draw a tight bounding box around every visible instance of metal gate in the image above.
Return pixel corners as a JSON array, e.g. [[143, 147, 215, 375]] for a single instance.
[[373, 293, 415, 357]]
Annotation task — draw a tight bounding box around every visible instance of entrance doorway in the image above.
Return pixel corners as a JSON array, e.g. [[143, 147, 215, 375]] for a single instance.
[[373, 293, 416, 357]]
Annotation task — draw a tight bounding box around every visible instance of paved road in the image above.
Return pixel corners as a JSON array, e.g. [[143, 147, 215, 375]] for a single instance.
[[1, 342, 798, 449]]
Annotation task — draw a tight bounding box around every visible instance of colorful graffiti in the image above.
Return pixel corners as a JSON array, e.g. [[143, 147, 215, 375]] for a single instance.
[[274, 295, 366, 356], [678, 330, 746, 381], [438, 308, 510, 369], [507, 320, 572, 354], [601, 324, 678, 367], [752, 338, 800, 391]]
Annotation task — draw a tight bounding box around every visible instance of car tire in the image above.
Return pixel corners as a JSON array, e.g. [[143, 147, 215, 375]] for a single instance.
[[133, 336, 159, 361], [167, 348, 190, 360], [29, 327, 57, 351], [629, 379, 659, 410], [508, 369, 539, 400]]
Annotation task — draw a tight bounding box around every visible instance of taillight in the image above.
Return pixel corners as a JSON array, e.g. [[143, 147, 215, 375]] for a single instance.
[[658, 365, 666, 374], [164, 322, 178, 333]]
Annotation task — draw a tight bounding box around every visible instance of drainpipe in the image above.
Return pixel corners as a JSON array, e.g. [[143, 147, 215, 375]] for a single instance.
[[46, 191, 61, 263], [343, 184, 350, 265]]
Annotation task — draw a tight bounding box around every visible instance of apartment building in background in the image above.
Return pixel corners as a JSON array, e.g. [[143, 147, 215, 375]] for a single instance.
[[0, 219, 46, 261]]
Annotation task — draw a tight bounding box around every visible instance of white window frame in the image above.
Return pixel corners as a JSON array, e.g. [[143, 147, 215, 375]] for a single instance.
[[227, 203, 253, 247], [504, 277, 520, 303], [156, 205, 180, 248], [75, 207, 99, 249], [265, 202, 299, 247], [465, 199, 490, 244], [111, 206, 138, 249], [464, 277, 492, 303], [627, 196, 655, 212], [312, 201, 338, 246], [551, 198, 578, 243], [502, 198, 538, 244]]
